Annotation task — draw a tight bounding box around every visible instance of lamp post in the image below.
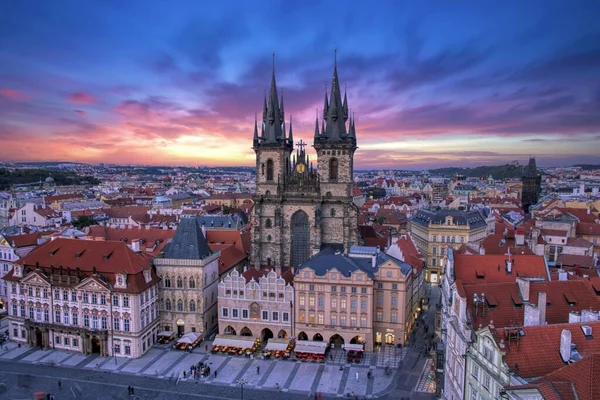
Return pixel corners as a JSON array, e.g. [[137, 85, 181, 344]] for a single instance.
[[236, 378, 247, 400]]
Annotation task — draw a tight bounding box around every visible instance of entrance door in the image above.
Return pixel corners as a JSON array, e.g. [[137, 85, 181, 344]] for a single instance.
[[177, 325, 185, 337], [35, 329, 43, 348], [91, 337, 101, 354], [385, 333, 395, 345]]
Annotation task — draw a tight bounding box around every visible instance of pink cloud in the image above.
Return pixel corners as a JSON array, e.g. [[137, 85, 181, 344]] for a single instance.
[[74, 110, 87, 116], [67, 91, 96, 105], [0, 88, 28, 100]]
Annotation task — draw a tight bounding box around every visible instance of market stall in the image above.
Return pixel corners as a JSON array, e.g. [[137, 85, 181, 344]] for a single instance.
[[157, 331, 175, 344], [294, 340, 328, 362], [174, 331, 204, 351], [211, 335, 260, 356], [343, 343, 364, 363], [263, 338, 294, 359]]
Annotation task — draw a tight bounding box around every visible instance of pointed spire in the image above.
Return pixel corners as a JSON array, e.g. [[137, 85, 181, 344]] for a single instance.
[[262, 52, 284, 143], [288, 114, 294, 144], [282, 118, 286, 140], [323, 84, 329, 120], [321, 118, 326, 136], [253, 112, 259, 143], [314, 109, 320, 137], [342, 83, 349, 121], [321, 48, 348, 140]]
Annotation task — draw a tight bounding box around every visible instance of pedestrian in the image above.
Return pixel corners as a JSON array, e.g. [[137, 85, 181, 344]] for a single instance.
[[183, 370, 186, 378], [127, 386, 131, 395], [58, 380, 62, 390], [355, 371, 359, 381], [317, 392, 322, 400], [214, 370, 217, 378], [131, 386, 135, 395], [256, 365, 260, 375], [205, 344, 208, 352]]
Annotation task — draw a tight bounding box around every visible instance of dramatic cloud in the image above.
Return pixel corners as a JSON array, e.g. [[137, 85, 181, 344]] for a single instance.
[[0, 1, 599, 168]]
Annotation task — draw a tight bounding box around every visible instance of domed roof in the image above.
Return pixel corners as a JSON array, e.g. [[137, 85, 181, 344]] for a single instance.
[[45, 176, 55, 183]]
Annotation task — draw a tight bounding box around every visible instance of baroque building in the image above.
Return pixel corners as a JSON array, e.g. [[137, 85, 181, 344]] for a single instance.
[[154, 215, 220, 337], [3, 238, 160, 358], [250, 55, 359, 269]]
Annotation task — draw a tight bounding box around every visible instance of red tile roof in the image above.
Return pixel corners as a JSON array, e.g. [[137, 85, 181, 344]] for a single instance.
[[557, 254, 596, 269], [541, 229, 569, 237], [480, 234, 534, 256], [5, 232, 44, 248], [208, 243, 246, 275], [495, 321, 600, 380], [565, 237, 593, 248], [242, 266, 293, 285], [87, 226, 174, 255], [43, 193, 84, 203], [454, 254, 549, 284], [558, 208, 599, 224], [576, 222, 600, 236], [106, 206, 151, 219], [5, 238, 156, 293]]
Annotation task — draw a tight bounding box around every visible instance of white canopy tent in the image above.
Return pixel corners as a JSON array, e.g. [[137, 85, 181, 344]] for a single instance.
[[158, 331, 174, 337], [343, 344, 364, 352], [264, 338, 291, 352], [294, 340, 328, 354], [212, 335, 257, 349]]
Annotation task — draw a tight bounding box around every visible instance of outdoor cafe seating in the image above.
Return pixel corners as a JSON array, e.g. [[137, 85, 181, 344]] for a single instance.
[[157, 330, 175, 344], [174, 331, 203, 351], [294, 340, 329, 362], [343, 343, 364, 363], [211, 335, 260, 356], [263, 338, 295, 359]]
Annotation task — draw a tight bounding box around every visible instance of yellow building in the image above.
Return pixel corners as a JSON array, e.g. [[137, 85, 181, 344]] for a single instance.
[[409, 209, 492, 283]]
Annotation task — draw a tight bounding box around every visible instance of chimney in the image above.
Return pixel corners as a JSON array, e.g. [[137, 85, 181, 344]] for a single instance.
[[558, 269, 568, 281], [479, 247, 485, 255], [201, 224, 206, 238], [131, 239, 140, 252], [569, 311, 581, 323], [372, 253, 377, 269], [537, 292, 547, 325], [515, 230, 525, 246], [581, 309, 599, 322], [517, 278, 530, 302], [506, 260, 512, 274], [559, 329, 572, 363]]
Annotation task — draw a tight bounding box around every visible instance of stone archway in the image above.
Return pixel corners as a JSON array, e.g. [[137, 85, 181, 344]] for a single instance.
[[261, 328, 274, 342], [277, 329, 288, 339], [240, 327, 253, 337], [91, 337, 102, 354], [329, 334, 345, 349], [35, 328, 43, 348], [224, 325, 236, 335], [350, 335, 364, 344], [298, 331, 308, 341], [313, 333, 324, 341]]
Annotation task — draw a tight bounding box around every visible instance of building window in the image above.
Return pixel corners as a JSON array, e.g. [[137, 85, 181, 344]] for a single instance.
[[12, 304, 17, 316], [482, 374, 491, 391], [391, 312, 397, 323], [266, 159, 274, 181], [361, 287, 367, 294], [377, 283, 383, 289], [112, 295, 119, 306], [391, 296, 398, 307], [114, 343, 120, 354], [62, 290, 68, 301], [299, 296, 305, 307], [22, 305, 27, 318], [44, 310, 49, 322], [432, 235, 437, 242], [282, 312, 289, 322], [92, 316, 99, 329], [361, 299, 367, 310], [101, 316, 107, 330], [376, 310, 383, 322], [470, 389, 478, 400], [340, 315, 346, 326], [309, 284, 315, 291], [177, 277, 183, 288], [55, 310, 61, 323], [164, 277, 171, 288], [318, 297, 324, 309], [377, 293, 383, 306], [113, 317, 120, 331], [262, 310, 269, 321], [392, 283, 398, 290], [351, 287, 357, 293], [351, 299, 357, 310], [71, 291, 76, 302], [232, 308, 239, 318], [331, 314, 337, 325], [265, 218, 272, 228], [124, 319, 130, 332], [272, 311, 279, 321], [471, 364, 479, 380], [318, 314, 324, 324], [100, 295, 106, 305], [329, 158, 338, 180], [340, 298, 347, 309], [309, 297, 315, 308], [360, 316, 367, 327], [177, 300, 183, 312], [165, 299, 171, 311], [73, 313, 78, 326], [123, 297, 129, 307], [83, 315, 89, 327], [331, 297, 337, 309], [91, 293, 97, 304], [82, 293, 89, 303], [222, 308, 228, 318], [54, 290, 59, 300], [350, 315, 357, 327], [189, 278, 195, 289], [341, 286, 346, 293], [242, 309, 248, 319], [189, 300, 196, 312], [330, 208, 336, 217], [125, 345, 131, 355]]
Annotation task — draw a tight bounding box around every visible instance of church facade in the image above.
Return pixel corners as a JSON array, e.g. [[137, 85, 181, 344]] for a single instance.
[[250, 56, 360, 268]]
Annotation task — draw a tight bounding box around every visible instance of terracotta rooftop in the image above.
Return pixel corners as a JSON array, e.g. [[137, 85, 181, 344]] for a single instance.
[[242, 266, 293, 285], [453, 254, 549, 284], [480, 234, 534, 256], [557, 254, 596, 270], [576, 222, 600, 236], [495, 321, 600, 380], [106, 206, 152, 219], [565, 237, 593, 248], [208, 243, 246, 275], [541, 229, 569, 237], [86, 226, 174, 255], [43, 193, 84, 203], [5, 232, 45, 248]]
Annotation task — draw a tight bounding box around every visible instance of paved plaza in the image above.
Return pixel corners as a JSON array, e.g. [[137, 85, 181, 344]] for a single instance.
[[1, 340, 409, 398]]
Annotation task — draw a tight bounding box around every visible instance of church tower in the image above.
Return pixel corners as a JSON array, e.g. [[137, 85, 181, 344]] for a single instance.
[[251, 53, 359, 269], [521, 157, 541, 214]]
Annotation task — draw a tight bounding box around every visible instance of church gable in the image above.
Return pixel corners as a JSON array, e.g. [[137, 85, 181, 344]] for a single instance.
[[21, 270, 51, 286]]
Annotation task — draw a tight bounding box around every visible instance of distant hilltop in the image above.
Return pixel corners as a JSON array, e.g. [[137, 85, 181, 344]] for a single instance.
[[429, 164, 529, 179]]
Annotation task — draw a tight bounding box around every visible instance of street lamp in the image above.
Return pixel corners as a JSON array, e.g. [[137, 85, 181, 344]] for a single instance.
[[499, 389, 509, 400], [237, 378, 247, 400]]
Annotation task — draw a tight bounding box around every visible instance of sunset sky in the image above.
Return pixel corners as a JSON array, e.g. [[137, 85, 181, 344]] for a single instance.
[[1, 1, 599, 169]]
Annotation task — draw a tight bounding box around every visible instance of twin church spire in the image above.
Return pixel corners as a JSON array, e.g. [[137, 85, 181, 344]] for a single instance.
[[254, 51, 356, 149]]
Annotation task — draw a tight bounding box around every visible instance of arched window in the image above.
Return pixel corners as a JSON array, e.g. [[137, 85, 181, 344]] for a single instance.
[[329, 158, 338, 180], [177, 299, 183, 312], [165, 299, 171, 311], [330, 208, 336, 217], [266, 159, 274, 181], [265, 190, 271, 196], [265, 218, 272, 228], [176, 276, 183, 288], [164, 276, 171, 288], [189, 300, 196, 312], [267, 234, 272, 241], [189, 278, 195, 289]]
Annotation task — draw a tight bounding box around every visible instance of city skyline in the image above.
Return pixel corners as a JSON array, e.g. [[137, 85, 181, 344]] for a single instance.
[[1, 1, 599, 169]]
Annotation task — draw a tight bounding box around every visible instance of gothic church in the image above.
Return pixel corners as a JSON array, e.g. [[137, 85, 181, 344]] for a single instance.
[[250, 55, 359, 268]]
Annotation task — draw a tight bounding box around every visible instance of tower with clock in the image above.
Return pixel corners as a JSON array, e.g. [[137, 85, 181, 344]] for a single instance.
[[250, 53, 359, 269]]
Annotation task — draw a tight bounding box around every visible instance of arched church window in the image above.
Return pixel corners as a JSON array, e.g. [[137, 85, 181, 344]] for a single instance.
[[267, 234, 272, 242], [177, 299, 183, 312], [265, 190, 271, 196], [265, 218, 272, 228], [164, 276, 171, 288], [330, 208, 336, 217], [261, 163, 265, 176], [176, 276, 183, 288], [189, 300, 196, 312], [326, 192, 332, 198], [189, 278, 195, 289], [165, 299, 171, 311], [267, 159, 274, 181], [329, 158, 338, 180]]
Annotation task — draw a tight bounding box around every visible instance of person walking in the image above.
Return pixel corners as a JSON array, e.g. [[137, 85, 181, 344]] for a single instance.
[[58, 381, 62, 390], [183, 370, 187, 379], [256, 365, 260, 375], [205, 344, 208, 352], [355, 371, 359, 382], [214, 370, 218, 378], [131, 386, 135, 395]]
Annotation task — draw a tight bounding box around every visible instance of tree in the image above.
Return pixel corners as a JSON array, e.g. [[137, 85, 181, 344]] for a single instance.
[[72, 215, 94, 229]]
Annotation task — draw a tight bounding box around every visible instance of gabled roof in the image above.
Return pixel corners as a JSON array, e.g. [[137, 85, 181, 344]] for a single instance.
[[5, 232, 44, 248], [163, 215, 212, 260], [208, 243, 246, 275], [495, 321, 600, 380], [106, 206, 151, 219], [454, 254, 549, 284], [565, 237, 593, 248], [576, 222, 600, 236], [87, 226, 174, 256]]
